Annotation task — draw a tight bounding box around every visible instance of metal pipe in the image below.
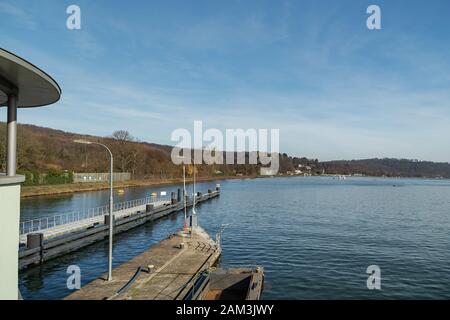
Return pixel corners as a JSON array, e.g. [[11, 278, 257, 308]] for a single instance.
[[192, 164, 196, 225], [6, 94, 17, 176]]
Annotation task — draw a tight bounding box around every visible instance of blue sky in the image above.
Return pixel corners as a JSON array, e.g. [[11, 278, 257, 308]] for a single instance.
[[1, 0, 450, 161]]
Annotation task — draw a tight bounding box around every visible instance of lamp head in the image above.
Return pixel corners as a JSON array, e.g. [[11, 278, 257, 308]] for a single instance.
[[74, 139, 92, 145]]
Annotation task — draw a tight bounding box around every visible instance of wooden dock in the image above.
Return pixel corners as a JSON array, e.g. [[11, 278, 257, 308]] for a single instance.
[[19, 189, 220, 269], [65, 227, 221, 300]]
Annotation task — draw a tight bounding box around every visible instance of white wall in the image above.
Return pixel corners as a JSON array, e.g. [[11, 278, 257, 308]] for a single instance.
[[0, 182, 21, 300]]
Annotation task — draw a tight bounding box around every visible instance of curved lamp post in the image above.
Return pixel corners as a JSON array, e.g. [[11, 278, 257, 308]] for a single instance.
[[74, 139, 114, 282]]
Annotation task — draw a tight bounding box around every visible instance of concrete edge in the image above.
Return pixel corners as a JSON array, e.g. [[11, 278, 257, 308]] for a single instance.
[[0, 174, 25, 186]]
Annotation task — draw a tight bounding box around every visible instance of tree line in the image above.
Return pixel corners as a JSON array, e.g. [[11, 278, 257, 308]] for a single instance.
[[322, 158, 450, 178], [1, 123, 448, 184], [0, 123, 319, 184]]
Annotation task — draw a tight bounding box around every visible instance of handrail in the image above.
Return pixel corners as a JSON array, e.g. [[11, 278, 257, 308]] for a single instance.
[[19, 195, 170, 235]]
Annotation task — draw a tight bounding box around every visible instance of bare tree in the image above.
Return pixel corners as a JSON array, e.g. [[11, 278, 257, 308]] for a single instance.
[[111, 130, 137, 173], [112, 130, 134, 142]]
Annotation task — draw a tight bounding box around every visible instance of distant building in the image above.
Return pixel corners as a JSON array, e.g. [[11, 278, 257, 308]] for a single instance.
[[261, 168, 278, 176], [74, 172, 131, 183]]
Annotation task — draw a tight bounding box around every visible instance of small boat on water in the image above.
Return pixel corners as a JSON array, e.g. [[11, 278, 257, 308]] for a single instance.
[[183, 267, 265, 300]]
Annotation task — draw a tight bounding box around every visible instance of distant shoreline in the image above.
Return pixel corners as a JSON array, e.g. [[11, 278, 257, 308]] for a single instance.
[[20, 175, 259, 198], [20, 174, 449, 198]]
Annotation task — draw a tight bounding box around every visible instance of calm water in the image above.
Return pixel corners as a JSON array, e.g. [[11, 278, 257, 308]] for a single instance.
[[19, 177, 450, 300]]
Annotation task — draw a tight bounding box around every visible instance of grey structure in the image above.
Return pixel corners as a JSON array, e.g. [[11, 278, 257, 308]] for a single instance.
[[0, 48, 61, 177], [0, 48, 61, 299]]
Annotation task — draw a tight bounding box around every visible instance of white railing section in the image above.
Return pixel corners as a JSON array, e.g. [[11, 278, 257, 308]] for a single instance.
[[19, 194, 171, 235]]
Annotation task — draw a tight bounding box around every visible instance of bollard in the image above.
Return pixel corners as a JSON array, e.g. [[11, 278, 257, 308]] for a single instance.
[[146, 204, 154, 212], [146, 265, 155, 273]]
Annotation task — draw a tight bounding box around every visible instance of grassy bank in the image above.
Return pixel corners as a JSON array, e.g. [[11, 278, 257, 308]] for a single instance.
[[20, 175, 258, 198]]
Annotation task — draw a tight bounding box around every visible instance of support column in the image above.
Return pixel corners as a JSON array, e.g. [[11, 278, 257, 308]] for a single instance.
[[7, 94, 18, 177], [0, 93, 23, 300]]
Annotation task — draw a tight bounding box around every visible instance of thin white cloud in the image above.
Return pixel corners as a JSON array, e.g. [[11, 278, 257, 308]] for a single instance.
[[2, 1, 450, 162], [0, 2, 36, 30]]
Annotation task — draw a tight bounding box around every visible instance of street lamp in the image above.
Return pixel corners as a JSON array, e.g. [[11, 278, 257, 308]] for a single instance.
[[74, 139, 114, 282]]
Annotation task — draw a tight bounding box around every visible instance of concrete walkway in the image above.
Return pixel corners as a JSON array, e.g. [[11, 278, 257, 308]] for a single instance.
[[19, 200, 170, 244]]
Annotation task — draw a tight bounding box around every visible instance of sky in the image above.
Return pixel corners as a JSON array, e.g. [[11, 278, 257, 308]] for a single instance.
[[1, 0, 450, 162]]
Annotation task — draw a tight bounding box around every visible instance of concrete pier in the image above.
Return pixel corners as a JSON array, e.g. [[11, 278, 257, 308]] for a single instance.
[[19, 199, 170, 245], [19, 189, 220, 269], [65, 227, 221, 300]]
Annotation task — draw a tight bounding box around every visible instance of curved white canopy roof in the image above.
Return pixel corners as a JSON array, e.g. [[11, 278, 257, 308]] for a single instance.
[[0, 48, 61, 108]]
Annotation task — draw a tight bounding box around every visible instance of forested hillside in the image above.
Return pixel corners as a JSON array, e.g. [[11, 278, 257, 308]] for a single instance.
[[322, 158, 450, 178], [0, 123, 318, 183], [1, 123, 449, 183]]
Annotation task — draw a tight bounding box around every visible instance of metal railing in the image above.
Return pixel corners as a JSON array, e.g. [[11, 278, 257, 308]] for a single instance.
[[19, 194, 170, 235]]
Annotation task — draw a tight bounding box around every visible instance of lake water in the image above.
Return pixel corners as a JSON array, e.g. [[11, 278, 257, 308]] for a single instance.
[[19, 176, 450, 300]]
